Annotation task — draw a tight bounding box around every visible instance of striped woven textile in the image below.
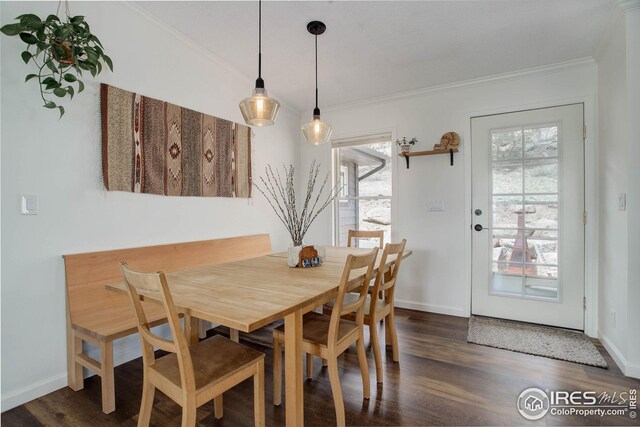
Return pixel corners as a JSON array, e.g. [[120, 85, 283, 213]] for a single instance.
[[101, 84, 252, 198]]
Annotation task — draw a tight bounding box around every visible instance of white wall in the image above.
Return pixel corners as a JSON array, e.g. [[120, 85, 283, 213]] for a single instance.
[[596, 8, 630, 372], [596, 0, 640, 379], [300, 61, 598, 320], [0, 1, 300, 409]]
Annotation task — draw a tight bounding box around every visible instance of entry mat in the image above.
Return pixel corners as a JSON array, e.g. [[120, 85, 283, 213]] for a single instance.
[[467, 316, 607, 368]]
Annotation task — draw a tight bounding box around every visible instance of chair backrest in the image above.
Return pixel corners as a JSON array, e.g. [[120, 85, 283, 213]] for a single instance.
[[120, 263, 196, 392], [347, 229, 384, 249], [369, 240, 407, 312], [328, 248, 379, 346]]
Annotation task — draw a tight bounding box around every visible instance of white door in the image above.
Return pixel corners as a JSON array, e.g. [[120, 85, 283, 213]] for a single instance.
[[471, 104, 585, 330]]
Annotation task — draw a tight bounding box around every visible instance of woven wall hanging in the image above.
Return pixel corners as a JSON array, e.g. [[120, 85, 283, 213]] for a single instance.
[[101, 84, 252, 198]]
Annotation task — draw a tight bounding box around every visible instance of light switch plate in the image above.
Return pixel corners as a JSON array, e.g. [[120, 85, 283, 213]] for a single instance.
[[618, 193, 626, 211], [20, 194, 38, 215], [427, 200, 444, 212]]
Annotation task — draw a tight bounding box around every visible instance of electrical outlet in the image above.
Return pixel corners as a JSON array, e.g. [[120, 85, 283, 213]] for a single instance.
[[618, 193, 626, 211], [427, 200, 444, 212], [20, 194, 38, 215]]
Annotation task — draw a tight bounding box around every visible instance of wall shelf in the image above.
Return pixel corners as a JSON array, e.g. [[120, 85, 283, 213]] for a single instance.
[[399, 148, 458, 169]]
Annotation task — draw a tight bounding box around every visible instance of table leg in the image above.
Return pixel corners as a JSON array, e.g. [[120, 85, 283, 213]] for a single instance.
[[284, 310, 304, 427]]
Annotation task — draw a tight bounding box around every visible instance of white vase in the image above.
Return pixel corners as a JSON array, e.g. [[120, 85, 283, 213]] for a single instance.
[[287, 245, 303, 268]]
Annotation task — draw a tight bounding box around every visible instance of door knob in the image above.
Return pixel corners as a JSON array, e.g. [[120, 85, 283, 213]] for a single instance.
[[474, 224, 485, 231]]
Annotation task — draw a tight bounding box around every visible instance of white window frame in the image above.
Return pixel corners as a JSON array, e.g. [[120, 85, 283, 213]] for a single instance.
[[331, 132, 394, 246]]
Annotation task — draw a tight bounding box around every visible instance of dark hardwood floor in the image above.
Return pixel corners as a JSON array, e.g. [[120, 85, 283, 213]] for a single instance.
[[3, 310, 638, 426]]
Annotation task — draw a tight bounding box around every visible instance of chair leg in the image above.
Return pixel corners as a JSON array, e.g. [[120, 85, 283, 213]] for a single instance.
[[388, 309, 400, 362], [273, 336, 282, 406], [384, 316, 392, 347], [254, 360, 265, 427], [306, 354, 313, 379], [100, 340, 115, 414], [214, 395, 223, 419], [181, 399, 197, 427], [327, 356, 346, 427], [137, 377, 155, 427], [230, 328, 240, 343], [369, 321, 383, 384], [356, 329, 371, 399], [67, 334, 84, 391]]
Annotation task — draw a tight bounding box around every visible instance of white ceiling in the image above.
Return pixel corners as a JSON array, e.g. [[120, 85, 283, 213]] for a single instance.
[[134, 0, 614, 112]]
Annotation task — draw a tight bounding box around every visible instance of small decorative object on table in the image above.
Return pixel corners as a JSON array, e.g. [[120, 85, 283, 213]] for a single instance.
[[298, 246, 321, 268], [254, 161, 342, 267], [395, 136, 417, 153]]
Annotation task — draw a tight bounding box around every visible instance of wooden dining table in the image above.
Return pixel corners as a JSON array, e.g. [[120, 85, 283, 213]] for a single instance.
[[108, 245, 410, 427]]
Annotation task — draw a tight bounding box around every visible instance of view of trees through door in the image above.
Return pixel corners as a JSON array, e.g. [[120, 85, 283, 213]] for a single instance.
[[332, 134, 393, 248]]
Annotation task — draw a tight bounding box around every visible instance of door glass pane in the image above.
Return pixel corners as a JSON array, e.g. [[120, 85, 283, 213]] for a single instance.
[[525, 159, 558, 194], [492, 129, 522, 160], [490, 125, 560, 301], [525, 126, 558, 158], [492, 162, 522, 194], [493, 195, 523, 228]]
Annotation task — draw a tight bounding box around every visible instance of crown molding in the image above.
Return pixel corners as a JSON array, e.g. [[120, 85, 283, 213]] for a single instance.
[[617, 0, 640, 12], [313, 57, 596, 115], [118, 1, 300, 114]]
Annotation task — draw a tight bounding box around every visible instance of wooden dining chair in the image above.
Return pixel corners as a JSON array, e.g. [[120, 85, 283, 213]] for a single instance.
[[120, 263, 265, 427], [272, 249, 378, 427], [324, 240, 407, 384], [347, 229, 384, 248]]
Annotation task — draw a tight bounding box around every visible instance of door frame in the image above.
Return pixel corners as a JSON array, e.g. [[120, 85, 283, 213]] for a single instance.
[[463, 96, 598, 337]]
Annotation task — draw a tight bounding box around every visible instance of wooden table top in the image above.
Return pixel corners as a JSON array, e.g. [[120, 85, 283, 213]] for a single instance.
[[107, 246, 411, 333]]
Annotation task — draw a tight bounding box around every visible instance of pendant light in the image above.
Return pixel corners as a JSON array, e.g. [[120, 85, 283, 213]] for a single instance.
[[302, 21, 332, 145], [239, 0, 280, 127]]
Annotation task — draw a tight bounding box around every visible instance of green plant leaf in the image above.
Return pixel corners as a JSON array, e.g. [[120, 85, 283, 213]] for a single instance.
[[43, 101, 56, 109], [77, 80, 84, 93], [70, 16, 85, 24], [53, 87, 67, 97], [66, 85, 74, 99], [36, 42, 48, 52], [25, 73, 38, 82], [46, 60, 58, 73], [21, 51, 33, 64], [17, 14, 41, 23], [0, 23, 25, 36], [19, 32, 39, 45], [89, 34, 103, 48], [58, 105, 65, 118], [95, 61, 102, 75], [89, 66, 97, 77], [103, 55, 113, 72], [42, 76, 56, 85], [46, 15, 60, 23], [63, 73, 77, 82]]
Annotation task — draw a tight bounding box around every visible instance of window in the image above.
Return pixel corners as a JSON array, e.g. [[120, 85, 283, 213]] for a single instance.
[[332, 133, 393, 248]]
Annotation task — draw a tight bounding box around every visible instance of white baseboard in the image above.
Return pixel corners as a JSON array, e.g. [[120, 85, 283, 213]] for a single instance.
[[394, 299, 467, 317], [1, 372, 67, 412], [599, 333, 640, 379]]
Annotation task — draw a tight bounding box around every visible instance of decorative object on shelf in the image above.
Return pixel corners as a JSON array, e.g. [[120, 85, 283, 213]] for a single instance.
[[302, 21, 332, 145], [298, 245, 321, 268], [395, 136, 417, 153], [239, 0, 280, 127], [399, 131, 461, 169], [101, 84, 252, 198], [0, 1, 113, 118], [253, 160, 341, 266]]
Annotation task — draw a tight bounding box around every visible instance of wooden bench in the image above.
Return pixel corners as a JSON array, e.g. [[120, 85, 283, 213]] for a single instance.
[[63, 234, 272, 414]]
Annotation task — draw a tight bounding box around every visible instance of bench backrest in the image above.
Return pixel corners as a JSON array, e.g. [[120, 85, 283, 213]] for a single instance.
[[63, 234, 272, 326]]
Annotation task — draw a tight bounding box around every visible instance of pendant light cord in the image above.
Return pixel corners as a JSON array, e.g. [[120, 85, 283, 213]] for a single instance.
[[258, 0, 262, 79], [315, 34, 319, 110]]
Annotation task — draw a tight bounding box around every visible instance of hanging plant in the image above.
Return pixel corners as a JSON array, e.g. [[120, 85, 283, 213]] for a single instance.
[[1, 5, 112, 118]]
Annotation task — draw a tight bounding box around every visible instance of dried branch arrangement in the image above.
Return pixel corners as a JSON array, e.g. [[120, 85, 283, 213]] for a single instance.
[[254, 161, 341, 246]]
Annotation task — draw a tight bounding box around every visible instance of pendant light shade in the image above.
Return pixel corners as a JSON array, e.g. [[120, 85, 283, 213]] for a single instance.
[[302, 21, 332, 145], [239, 0, 280, 127]]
